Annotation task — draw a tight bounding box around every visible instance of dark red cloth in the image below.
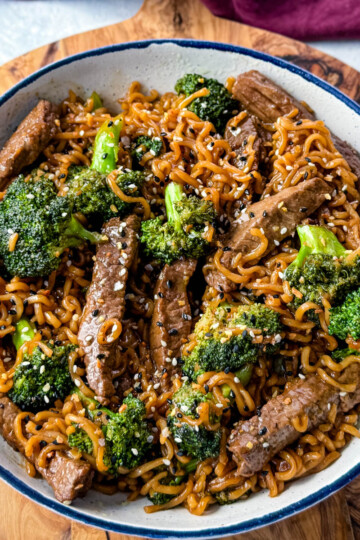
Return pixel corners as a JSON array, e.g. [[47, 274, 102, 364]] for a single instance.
[[200, 0, 360, 40]]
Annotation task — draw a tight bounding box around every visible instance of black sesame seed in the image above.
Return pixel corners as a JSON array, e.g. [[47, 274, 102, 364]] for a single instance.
[[97, 411, 103, 417], [177, 451, 184, 456], [249, 212, 255, 218], [59, 173, 66, 179], [239, 156, 247, 162], [242, 330, 247, 338], [161, 131, 167, 136], [156, 321, 164, 327], [182, 314, 189, 320], [0, 403, 4, 409], [194, 413, 200, 419], [305, 157, 311, 163], [52, 440, 59, 445], [224, 367, 230, 374], [205, 332, 213, 338], [108, 121, 113, 127], [8, 309, 17, 315], [54, 340, 62, 347], [166, 280, 173, 289], [23, 299, 28, 307], [39, 440, 47, 448], [259, 427, 267, 436], [204, 384, 209, 393], [177, 412, 183, 418], [243, 405, 249, 412], [169, 328, 178, 336], [92, 309, 99, 317], [229, 390, 235, 398], [304, 171, 308, 180], [300, 207, 308, 213], [256, 406, 262, 416], [10, 299, 16, 305], [219, 292, 224, 300], [296, 120, 303, 125], [223, 246, 231, 252], [158, 292, 164, 298], [167, 398, 172, 404], [35, 425, 42, 431], [261, 470, 269, 476], [102, 153, 108, 159], [189, 127, 195, 134], [120, 230, 126, 237], [250, 314, 256, 324], [97, 353, 105, 359], [263, 211, 268, 217], [122, 242, 128, 249]]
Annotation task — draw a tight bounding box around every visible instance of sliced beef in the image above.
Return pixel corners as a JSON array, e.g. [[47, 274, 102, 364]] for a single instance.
[[225, 115, 268, 173], [232, 70, 314, 123], [331, 134, 360, 180], [206, 177, 332, 292], [0, 100, 59, 189], [78, 215, 140, 400], [228, 363, 360, 477], [0, 396, 93, 502], [150, 259, 197, 380]]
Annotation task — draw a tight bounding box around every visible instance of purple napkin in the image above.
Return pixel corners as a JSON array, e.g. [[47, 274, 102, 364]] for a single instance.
[[201, 0, 360, 40]]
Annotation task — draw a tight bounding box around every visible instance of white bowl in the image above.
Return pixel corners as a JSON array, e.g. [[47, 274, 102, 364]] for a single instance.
[[0, 39, 360, 539]]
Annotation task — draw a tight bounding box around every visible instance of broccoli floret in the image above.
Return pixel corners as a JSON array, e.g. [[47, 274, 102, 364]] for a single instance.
[[175, 74, 238, 133], [167, 384, 221, 461], [8, 318, 74, 412], [332, 348, 359, 361], [0, 174, 105, 277], [182, 303, 283, 381], [69, 391, 152, 474], [131, 136, 162, 168], [328, 287, 360, 340], [66, 166, 144, 222], [140, 181, 216, 264], [284, 226, 360, 310], [214, 491, 238, 505], [68, 428, 93, 454]]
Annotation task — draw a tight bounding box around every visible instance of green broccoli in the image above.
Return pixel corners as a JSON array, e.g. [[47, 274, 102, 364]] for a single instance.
[[328, 287, 360, 340], [8, 318, 74, 412], [68, 390, 152, 474], [0, 174, 105, 277], [66, 166, 144, 222], [332, 348, 360, 361], [182, 302, 283, 381], [167, 384, 221, 461], [131, 135, 162, 168], [284, 225, 360, 310], [140, 181, 216, 264], [67, 427, 94, 454], [174, 74, 238, 133], [90, 114, 123, 174], [146, 460, 197, 506]]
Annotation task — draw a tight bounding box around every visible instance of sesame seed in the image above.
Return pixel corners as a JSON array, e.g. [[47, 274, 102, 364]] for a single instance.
[[263, 442, 270, 448], [131, 448, 139, 456], [44, 396, 49, 404], [43, 383, 50, 392], [74, 379, 81, 387], [298, 373, 305, 379], [280, 227, 287, 235], [160, 340, 167, 347], [163, 459, 171, 466]]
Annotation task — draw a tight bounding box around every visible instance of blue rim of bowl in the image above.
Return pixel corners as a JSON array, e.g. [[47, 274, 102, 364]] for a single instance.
[[0, 38, 360, 538]]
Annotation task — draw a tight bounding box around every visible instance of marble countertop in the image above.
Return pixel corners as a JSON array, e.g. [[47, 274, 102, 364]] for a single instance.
[[0, 0, 359, 72]]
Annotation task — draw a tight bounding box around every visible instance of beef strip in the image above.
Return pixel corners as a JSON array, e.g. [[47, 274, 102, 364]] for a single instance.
[[228, 363, 360, 477], [206, 177, 331, 292], [0, 396, 93, 502], [225, 115, 268, 173], [78, 215, 140, 400], [232, 70, 314, 123], [0, 100, 59, 189], [150, 259, 197, 380]]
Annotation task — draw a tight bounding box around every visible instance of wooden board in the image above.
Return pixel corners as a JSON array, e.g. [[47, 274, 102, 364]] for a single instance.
[[0, 1, 360, 538]]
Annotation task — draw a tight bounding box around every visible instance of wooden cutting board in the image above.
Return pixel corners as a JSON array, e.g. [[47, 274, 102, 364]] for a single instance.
[[0, 1, 359, 539]]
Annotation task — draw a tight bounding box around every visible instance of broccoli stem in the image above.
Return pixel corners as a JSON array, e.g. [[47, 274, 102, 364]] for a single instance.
[[64, 215, 107, 246], [222, 364, 253, 399], [90, 91, 103, 111], [291, 225, 346, 268], [90, 114, 123, 174], [12, 317, 36, 350], [73, 387, 114, 420], [164, 182, 184, 233]]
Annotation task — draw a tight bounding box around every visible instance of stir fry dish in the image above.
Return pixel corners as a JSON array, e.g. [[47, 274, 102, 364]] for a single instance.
[[0, 71, 360, 513]]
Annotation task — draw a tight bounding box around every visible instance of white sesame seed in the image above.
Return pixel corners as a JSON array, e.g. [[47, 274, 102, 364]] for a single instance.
[[298, 373, 305, 379], [85, 335, 93, 342], [114, 281, 124, 291], [263, 442, 269, 448], [163, 459, 171, 466], [43, 383, 50, 392], [153, 383, 160, 389], [40, 365, 45, 374], [147, 435, 154, 443], [131, 448, 139, 456], [234, 377, 240, 383], [79, 130, 85, 136], [280, 227, 287, 235], [44, 396, 49, 404], [339, 391, 347, 396], [274, 240, 280, 246], [172, 358, 178, 366], [215, 403, 223, 408], [74, 379, 81, 387], [161, 340, 167, 347]]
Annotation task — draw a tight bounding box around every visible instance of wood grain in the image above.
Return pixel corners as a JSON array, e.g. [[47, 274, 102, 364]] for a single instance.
[[0, 0, 360, 539]]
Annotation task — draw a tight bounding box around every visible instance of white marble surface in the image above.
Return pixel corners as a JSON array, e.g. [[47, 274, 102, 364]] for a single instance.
[[0, 0, 359, 72]]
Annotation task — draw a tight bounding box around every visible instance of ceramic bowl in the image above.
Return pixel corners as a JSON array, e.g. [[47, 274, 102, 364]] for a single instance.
[[0, 39, 360, 539]]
